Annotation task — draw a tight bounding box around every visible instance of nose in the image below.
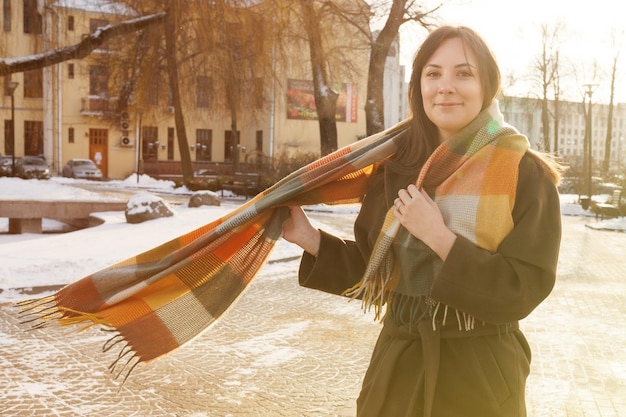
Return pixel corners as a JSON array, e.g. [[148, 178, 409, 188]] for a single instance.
[[438, 84, 454, 94], [437, 75, 455, 94]]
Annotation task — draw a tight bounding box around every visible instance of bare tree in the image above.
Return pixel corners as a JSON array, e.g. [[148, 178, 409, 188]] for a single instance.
[[364, 0, 438, 135], [533, 23, 562, 152], [103, 0, 276, 181], [163, 4, 194, 182], [602, 33, 622, 175], [299, 0, 341, 155], [552, 51, 561, 154], [194, 1, 277, 172]]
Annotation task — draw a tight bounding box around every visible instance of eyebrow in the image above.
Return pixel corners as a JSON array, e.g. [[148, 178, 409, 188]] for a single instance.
[[424, 63, 476, 69]]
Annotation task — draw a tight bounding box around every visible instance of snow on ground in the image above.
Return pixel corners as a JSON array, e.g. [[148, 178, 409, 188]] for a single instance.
[[0, 175, 359, 303], [0, 175, 623, 305]]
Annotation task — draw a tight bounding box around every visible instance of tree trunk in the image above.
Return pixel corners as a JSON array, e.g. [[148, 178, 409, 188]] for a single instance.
[[541, 96, 550, 152], [365, 0, 406, 136], [164, 7, 194, 182], [301, 0, 338, 156], [603, 55, 618, 175], [228, 91, 240, 172]]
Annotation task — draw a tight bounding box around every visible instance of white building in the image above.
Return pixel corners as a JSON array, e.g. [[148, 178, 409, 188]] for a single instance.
[[501, 97, 626, 175]]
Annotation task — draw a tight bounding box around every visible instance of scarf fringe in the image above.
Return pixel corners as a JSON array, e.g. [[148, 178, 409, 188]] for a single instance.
[[17, 295, 138, 383], [343, 279, 388, 321], [430, 301, 476, 331], [16, 296, 113, 332], [343, 247, 396, 321]]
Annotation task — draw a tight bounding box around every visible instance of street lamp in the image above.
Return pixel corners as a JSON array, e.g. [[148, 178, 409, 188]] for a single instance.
[[582, 83, 598, 205], [6, 81, 19, 175]]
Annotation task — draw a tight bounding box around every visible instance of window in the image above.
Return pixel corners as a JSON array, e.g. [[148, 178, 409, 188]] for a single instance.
[[89, 65, 108, 96], [23, 0, 42, 34], [196, 129, 212, 161], [68, 63, 74, 79], [86, 66, 109, 111], [196, 76, 212, 109], [24, 120, 43, 156], [256, 130, 263, 151], [23, 69, 43, 98], [167, 127, 175, 160], [68, 15, 74, 31], [4, 119, 14, 155], [3, 0, 10, 32], [68, 127, 75, 143]]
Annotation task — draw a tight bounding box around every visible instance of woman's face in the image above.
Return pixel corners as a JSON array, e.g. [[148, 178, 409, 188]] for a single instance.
[[420, 37, 484, 142]]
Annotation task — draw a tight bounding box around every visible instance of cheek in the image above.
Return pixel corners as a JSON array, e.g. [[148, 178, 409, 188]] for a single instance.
[[420, 81, 435, 99]]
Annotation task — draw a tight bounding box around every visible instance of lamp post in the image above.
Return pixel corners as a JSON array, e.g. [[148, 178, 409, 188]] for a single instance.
[[6, 81, 19, 176], [582, 83, 598, 204]]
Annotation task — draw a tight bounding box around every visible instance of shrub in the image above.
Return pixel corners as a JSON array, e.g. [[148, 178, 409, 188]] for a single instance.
[[260, 150, 320, 186]]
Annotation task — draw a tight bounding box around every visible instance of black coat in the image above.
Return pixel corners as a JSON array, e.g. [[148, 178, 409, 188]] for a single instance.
[[297, 153, 562, 417]]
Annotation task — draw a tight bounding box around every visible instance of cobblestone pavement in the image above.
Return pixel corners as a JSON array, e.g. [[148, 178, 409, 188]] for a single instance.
[[1, 214, 625, 417]]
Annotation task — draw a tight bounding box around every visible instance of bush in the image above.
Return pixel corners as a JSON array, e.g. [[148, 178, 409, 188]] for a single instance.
[[174, 176, 223, 192], [260, 150, 320, 186]]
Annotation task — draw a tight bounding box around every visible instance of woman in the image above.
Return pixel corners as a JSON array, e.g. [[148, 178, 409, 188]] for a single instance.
[[282, 26, 562, 417]]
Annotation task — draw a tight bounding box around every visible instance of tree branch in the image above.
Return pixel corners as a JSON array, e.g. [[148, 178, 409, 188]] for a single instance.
[[0, 12, 166, 76]]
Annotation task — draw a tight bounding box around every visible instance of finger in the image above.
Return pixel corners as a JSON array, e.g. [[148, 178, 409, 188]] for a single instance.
[[420, 188, 434, 202], [407, 184, 420, 197], [394, 199, 403, 212], [398, 188, 410, 203]]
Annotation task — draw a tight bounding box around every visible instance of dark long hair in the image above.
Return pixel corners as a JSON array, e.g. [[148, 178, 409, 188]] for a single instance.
[[388, 26, 501, 175]]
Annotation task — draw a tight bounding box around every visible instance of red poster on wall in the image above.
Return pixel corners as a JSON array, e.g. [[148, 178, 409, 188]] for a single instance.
[[286, 79, 358, 123]]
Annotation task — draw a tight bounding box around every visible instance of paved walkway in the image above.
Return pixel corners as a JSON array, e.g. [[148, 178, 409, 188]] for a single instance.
[[1, 214, 625, 416]]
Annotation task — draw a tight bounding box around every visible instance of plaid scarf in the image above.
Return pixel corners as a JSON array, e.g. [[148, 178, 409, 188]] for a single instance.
[[16, 118, 408, 381], [17, 101, 527, 381], [345, 102, 529, 328]]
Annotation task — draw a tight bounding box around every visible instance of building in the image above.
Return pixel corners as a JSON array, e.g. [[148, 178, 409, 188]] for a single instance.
[[500, 96, 626, 175], [7, 2, 619, 183], [382, 34, 408, 129], [2, 0, 373, 180]]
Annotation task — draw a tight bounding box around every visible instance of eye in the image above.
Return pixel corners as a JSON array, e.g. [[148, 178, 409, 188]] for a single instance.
[[424, 69, 441, 78], [457, 67, 475, 78]]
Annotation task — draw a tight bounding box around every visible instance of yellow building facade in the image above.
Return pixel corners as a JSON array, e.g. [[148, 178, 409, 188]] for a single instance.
[[1, 0, 370, 180]]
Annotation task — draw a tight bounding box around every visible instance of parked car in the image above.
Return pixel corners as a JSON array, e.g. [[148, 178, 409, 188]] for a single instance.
[[558, 177, 577, 194], [14, 156, 51, 179], [62, 158, 103, 180]]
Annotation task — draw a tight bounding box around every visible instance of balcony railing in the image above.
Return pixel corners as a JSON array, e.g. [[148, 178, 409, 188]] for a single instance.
[[80, 96, 119, 114]]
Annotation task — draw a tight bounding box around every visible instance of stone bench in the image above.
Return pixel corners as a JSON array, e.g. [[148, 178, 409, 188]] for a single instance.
[[595, 189, 623, 220], [0, 200, 127, 234]]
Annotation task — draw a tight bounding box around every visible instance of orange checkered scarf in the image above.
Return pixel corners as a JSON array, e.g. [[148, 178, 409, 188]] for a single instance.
[[16, 102, 527, 381], [16, 118, 408, 382], [345, 102, 529, 327]]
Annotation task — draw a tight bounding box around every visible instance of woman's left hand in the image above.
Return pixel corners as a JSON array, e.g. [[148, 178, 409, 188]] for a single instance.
[[394, 184, 457, 260]]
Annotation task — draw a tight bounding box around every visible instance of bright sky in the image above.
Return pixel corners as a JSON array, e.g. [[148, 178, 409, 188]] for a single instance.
[[399, 0, 625, 104]]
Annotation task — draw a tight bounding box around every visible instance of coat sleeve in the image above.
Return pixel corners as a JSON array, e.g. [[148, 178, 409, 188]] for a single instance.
[[297, 173, 388, 296], [429, 154, 562, 323]]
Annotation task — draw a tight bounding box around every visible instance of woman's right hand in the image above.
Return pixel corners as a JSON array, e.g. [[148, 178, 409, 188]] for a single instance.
[[282, 206, 321, 257]]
